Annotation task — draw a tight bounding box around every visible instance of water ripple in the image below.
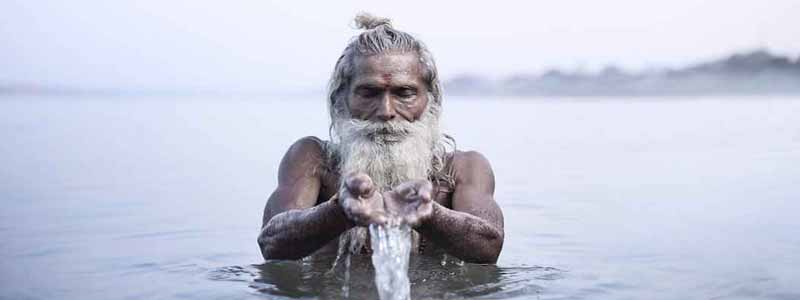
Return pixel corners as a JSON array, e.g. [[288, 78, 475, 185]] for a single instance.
[[207, 256, 564, 300]]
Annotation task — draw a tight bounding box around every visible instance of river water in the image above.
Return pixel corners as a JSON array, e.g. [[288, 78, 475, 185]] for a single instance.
[[1, 95, 799, 299]]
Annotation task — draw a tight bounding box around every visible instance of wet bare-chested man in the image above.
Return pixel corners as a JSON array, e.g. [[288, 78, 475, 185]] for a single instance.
[[258, 14, 504, 263]]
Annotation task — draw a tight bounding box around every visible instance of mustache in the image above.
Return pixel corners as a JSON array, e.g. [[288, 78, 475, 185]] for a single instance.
[[332, 104, 440, 146], [338, 119, 416, 140]]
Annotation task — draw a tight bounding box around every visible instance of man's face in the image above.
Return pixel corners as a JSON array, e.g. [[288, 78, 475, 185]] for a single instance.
[[347, 52, 429, 123]]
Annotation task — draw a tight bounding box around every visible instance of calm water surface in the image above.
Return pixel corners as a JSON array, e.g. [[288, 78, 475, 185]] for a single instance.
[[1, 95, 799, 299]]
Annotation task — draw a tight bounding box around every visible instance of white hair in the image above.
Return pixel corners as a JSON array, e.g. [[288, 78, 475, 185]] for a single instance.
[[326, 12, 443, 123]]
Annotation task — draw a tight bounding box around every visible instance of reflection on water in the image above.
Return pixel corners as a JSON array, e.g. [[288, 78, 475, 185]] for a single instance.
[[209, 254, 559, 299]]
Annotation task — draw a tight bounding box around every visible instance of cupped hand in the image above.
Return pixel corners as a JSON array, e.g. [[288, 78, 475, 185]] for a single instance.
[[383, 179, 434, 228], [338, 172, 389, 227]]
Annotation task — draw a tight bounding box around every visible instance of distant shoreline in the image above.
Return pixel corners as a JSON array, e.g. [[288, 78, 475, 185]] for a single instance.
[[446, 49, 800, 97], [4, 49, 799, 98]]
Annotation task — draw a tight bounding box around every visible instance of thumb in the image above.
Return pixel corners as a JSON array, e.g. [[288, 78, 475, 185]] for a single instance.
[[416, 180, 433, 202], [345, 172, 374, 198]]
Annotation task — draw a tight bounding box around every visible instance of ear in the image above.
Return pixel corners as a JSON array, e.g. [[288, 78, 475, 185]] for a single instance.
[[331, 85, 351, 118]]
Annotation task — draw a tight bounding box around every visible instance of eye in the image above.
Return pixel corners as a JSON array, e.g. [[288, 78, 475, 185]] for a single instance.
[[394, 87, 417, 99], [356, 87, 381, 98]]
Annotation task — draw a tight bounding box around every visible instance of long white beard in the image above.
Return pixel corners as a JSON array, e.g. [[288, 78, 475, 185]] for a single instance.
[[332, 106, 440, 191]]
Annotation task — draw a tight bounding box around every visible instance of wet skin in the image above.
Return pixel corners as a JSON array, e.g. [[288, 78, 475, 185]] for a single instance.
[[258, 52, 504, 263]]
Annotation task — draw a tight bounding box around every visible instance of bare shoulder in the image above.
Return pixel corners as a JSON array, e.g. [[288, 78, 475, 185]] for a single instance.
[[277, 136, 326, 182], [451, 150, 495, 191], [448, 150, 502, 229], [262, 136, 327, 226], [285, 136, 325, 157]]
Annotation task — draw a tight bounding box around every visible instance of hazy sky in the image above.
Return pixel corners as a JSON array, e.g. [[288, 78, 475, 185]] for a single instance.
[[2, 0, 799, 92]]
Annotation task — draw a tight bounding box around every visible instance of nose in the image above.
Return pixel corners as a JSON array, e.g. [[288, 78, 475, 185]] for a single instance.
[[375, 96, 396, 122]]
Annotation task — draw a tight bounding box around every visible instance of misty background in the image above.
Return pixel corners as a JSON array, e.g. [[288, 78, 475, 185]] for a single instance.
[[3, 1, 800, 299], [2, 0, 800, 94]]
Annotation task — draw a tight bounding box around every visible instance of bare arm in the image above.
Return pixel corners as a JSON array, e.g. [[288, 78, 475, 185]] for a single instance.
[[257, 137, 352, 260], [419, 151, 504, 263]]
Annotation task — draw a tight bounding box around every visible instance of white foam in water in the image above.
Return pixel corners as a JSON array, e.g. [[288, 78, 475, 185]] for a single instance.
[[369, 224, 412, 300]]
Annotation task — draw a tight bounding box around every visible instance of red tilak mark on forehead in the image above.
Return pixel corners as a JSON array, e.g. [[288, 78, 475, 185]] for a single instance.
[[381, 73, 393, 82]]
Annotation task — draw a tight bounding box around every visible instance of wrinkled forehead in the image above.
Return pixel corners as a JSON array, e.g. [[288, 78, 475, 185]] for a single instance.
[[351, 52, 424, 85]]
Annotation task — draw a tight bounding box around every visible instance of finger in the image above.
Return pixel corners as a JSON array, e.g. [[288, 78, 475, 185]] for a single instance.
[[345, 172, 374, 198], [415, 180, 433, 202], [343, 204, 362, 219], [396, 180, 433, 201], [373, 213, 389, 226], [393, 181, 419, 199]]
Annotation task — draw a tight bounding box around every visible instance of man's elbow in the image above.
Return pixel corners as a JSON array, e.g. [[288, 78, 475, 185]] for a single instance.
[[257, 233, 304, 260], [257, 235, 278, 260], [479, 233, 505, 263], [461, 230, 504, 264]]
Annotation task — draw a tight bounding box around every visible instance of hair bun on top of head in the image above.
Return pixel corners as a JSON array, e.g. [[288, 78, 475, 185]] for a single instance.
[[353, 12, 392, 30]]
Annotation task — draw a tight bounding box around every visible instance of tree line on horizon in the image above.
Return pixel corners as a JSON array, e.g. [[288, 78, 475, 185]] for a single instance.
[[445, 49, 800, 97]]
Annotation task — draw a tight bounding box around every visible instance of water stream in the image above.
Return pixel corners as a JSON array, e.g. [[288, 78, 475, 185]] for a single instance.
[[369, 224, 412, 300]]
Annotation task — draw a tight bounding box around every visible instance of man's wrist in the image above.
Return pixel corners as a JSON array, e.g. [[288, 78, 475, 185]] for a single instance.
[[328, 194, 355, 229], [418, 201, 442, 230]]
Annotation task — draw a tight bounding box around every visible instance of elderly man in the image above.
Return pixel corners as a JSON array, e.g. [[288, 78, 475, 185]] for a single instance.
[[257, 14, 504, 263]]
